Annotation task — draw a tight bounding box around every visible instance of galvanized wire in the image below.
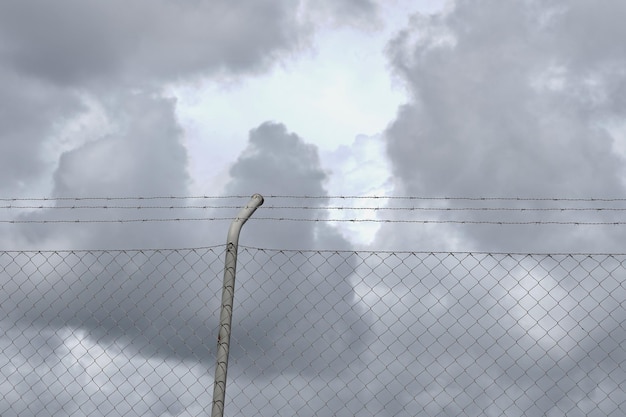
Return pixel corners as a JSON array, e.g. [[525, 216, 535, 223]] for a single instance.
[[4, 218, 626, 225], [3, 195, 626, 202], [5, 204, 626, 211], [1, 246, 624, 416], [4, 195, 626, 226]]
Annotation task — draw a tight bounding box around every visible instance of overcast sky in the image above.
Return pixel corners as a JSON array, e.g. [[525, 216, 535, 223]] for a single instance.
[[1, 0, 626, 416]]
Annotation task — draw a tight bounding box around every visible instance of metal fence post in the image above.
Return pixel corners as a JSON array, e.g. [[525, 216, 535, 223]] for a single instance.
[[211, 193, 264, 417]]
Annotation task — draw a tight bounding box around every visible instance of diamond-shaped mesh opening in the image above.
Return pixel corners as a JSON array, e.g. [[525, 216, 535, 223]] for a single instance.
[[1, 248, 625, 416]]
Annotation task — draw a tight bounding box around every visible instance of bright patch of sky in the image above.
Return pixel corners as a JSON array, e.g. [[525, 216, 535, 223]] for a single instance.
[[168, 0, 446, 245], [169, 0, 445, 197]]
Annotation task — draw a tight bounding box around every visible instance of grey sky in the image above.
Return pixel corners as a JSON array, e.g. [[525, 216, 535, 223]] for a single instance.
[[381, 0, 626, 253], [1, 0, 625, 416], [369, 2, 626, 414], [0, 0, 307, 86], [0, 72, 82, 194]]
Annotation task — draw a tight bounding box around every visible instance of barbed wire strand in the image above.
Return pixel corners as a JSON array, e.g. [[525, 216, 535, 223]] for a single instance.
[[3, 217, 626, 225], [3, 204, 626, 212], [3, 195, 626, 202]]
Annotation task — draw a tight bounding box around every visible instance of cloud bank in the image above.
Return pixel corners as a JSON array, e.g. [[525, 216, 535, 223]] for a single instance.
[[381, 0, 626, 253], [1, 0, 625, 416]]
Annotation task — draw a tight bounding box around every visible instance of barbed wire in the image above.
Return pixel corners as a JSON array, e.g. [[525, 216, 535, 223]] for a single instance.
[[6, 205, 626, 212], [0, 217, 233, 224], [3, 195, 626, 225], [0, 196, 237, 202], [263, 195, 626, 202], [3, 195, 626, 202], [3, 217, 626, 225], [254, 218, 626, 225], [3, 204, 626, 211]]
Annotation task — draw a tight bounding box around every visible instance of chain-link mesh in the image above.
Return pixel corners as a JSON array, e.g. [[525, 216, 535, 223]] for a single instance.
[[1, 247, 625, 416]]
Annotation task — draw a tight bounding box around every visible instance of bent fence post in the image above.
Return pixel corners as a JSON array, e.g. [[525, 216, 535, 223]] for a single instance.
[[211, 193, 264, 417]]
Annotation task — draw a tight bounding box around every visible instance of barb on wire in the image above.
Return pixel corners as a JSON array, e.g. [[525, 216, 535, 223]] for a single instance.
[[0, 217, 235, 224], [261, 195, 626, 202], [4, 204, 626, 212], [3, 195, 626, 202], [0, 195, 251, 202], [3, 217, 626, 225], [248, 218, 626, 225], [3, 195, 626, 225], [1, 204, 244, 210]]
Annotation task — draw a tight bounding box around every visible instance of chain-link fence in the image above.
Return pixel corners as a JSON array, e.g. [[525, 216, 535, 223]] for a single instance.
[[1, 246, 625, 416]]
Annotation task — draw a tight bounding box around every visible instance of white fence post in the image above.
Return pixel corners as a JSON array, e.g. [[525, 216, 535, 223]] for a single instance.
[[211, 193, 264, 417]]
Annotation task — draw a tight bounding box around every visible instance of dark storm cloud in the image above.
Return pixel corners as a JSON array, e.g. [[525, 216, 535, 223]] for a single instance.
[[4, 0, 624, 415], [0, 0, 377, 197], [222, 123, 371, 373], [53, 94, 189, 198], [226, 122, 348, 249], [360, 1, 626, 415], [2, 122, 374, 415], [0, 71, 82, 194], [2, 94, 219, 368], [7, 121, 369, 368], [229, 123, 328, 197], [0, 0, 314, 198], [308, 0, 379, 27], [15, 92, 194, 250], [382, 0, 626, 253], [354, 252, 626, 415], [0, 323, 214, 417], [0, 1, 384, 414], [0, 0, 307, 86]]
